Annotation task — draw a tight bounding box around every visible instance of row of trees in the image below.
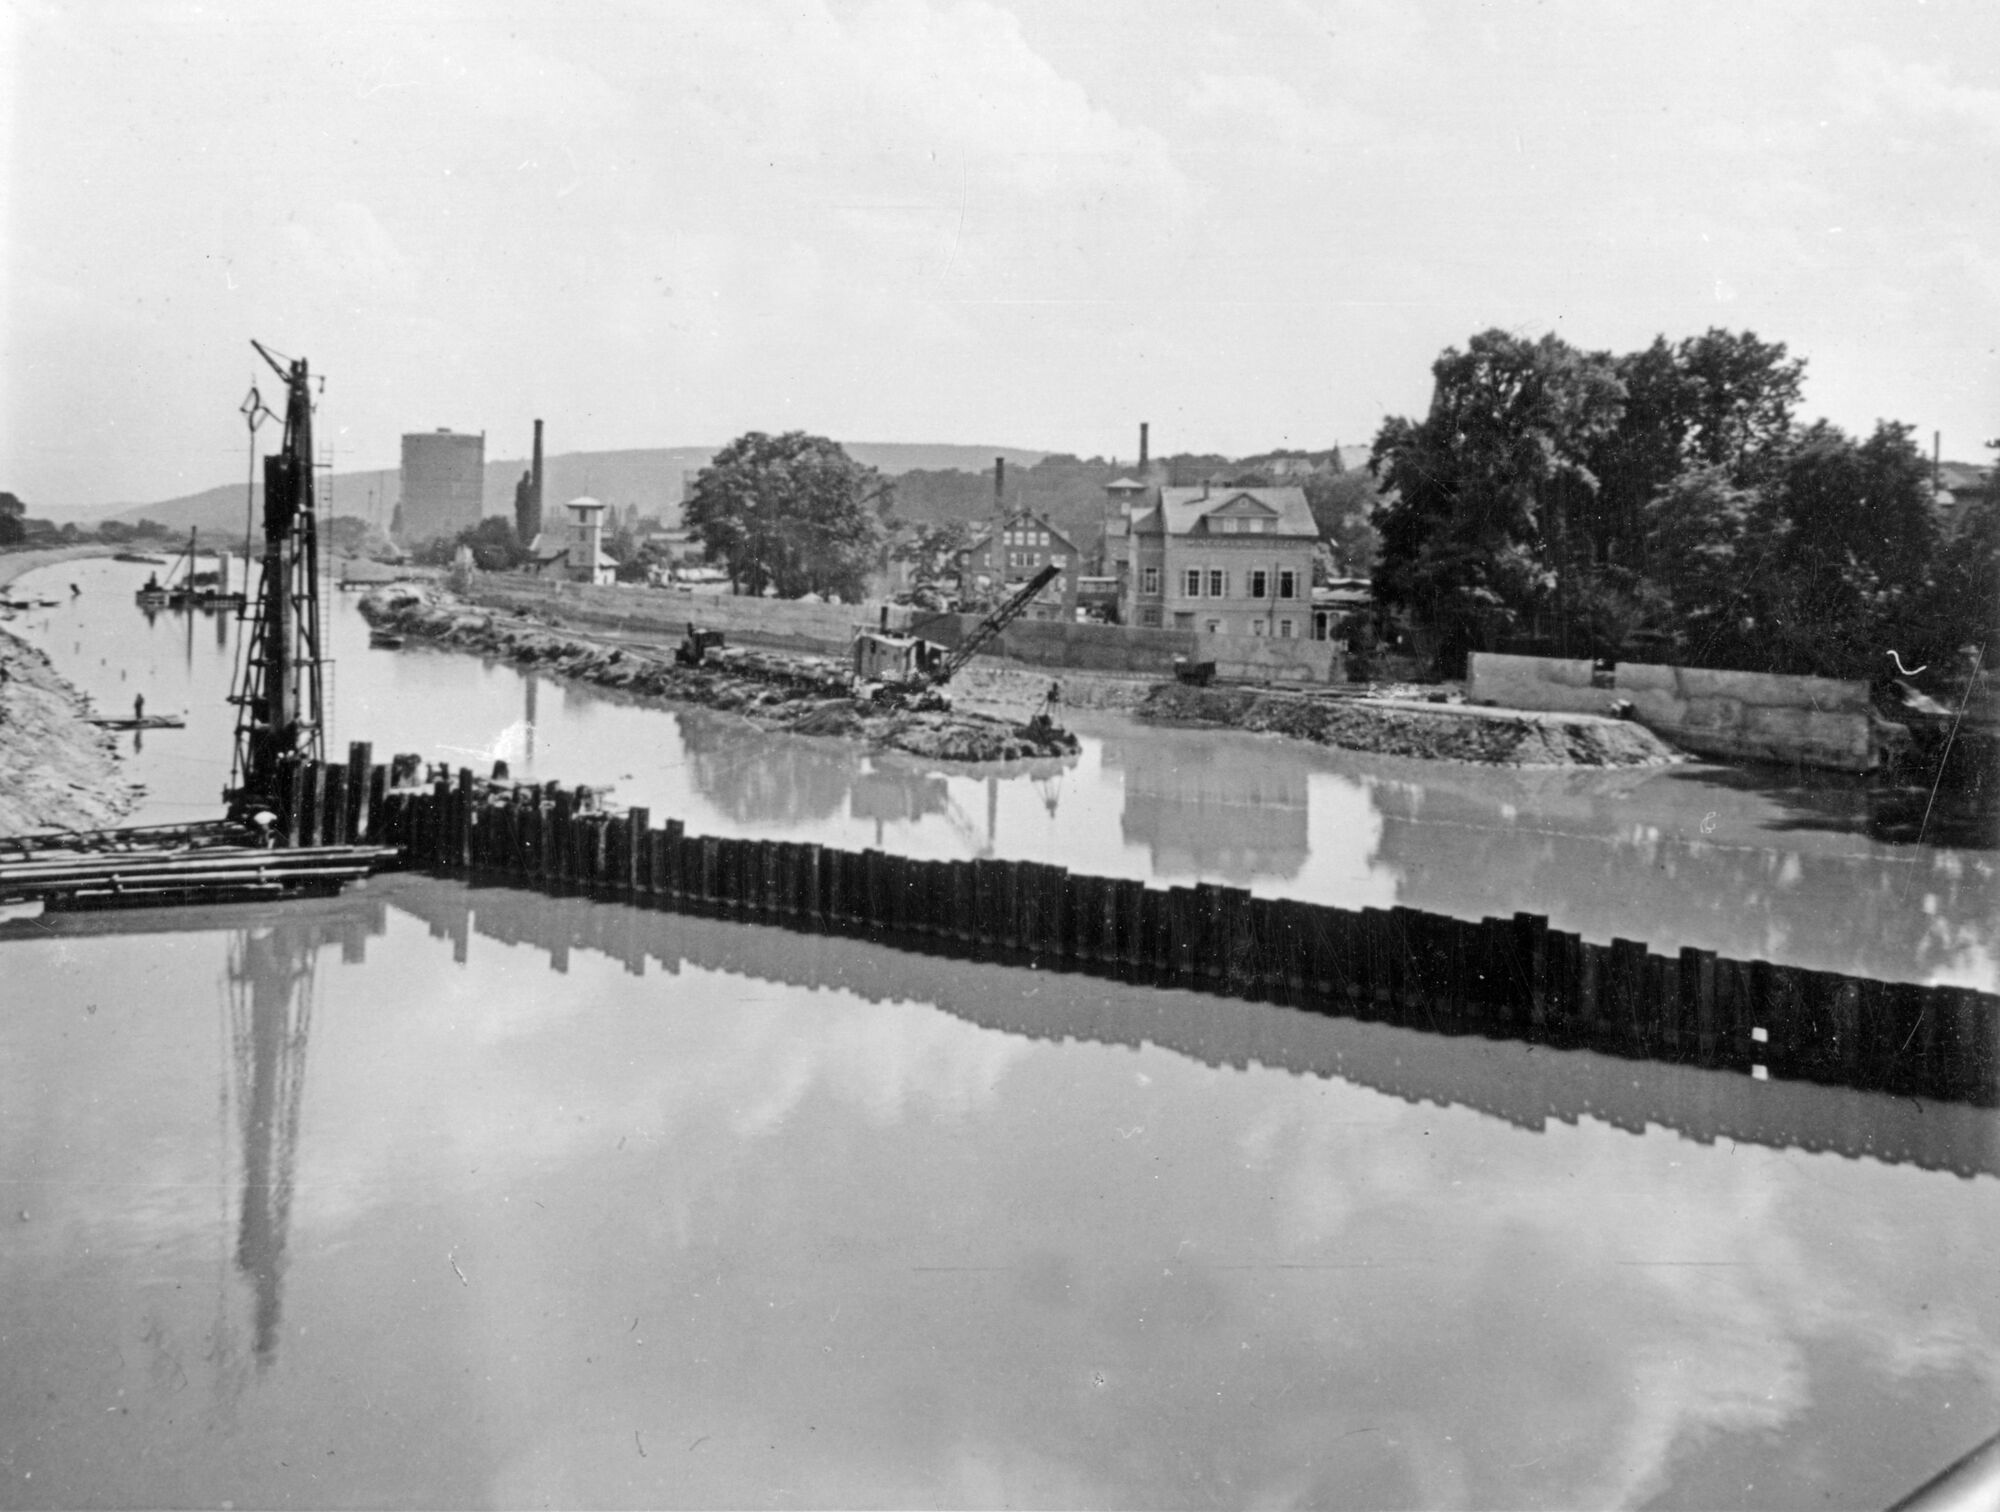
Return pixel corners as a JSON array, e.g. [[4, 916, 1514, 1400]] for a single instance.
[[0, 493, 184, 549], [1371, 328, 1995, 679]]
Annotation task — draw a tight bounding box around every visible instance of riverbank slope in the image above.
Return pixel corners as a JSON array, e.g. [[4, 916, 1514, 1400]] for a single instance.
[[0, 553, 140, 834], [1137, 683, 1683, 767]]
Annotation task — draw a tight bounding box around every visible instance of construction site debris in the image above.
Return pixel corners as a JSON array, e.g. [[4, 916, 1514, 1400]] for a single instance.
[[361, 588, 1081, 764], [0, 627, 141, 835], [1137, 683, 1685, 767]]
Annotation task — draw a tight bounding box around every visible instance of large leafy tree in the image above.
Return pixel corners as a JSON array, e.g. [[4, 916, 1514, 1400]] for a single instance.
[[1638, 419, 1955, 677], [890, 519, 972, 593], [1371, 330, 1626, 669], [1749, 420, 1942, 676], [0, 491, 26, 547], [685, 432, 888, 600], [1582, 329, 1803, 584]]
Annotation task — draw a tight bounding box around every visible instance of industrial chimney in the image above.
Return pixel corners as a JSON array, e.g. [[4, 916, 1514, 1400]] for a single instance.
[[530, 419, 545, 542], [1139, 422, 1149, 474]]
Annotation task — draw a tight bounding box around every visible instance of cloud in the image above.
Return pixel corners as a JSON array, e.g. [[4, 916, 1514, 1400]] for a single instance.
[[275, 200, 417, 294], [1833, 46, 2000, 145], [1185, 71, 1379, 163]]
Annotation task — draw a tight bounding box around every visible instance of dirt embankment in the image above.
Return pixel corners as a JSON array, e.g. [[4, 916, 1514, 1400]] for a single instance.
[[0, 629, 139, 836], [362, 588, 1082, 764], [1137, 683, 1685, 767]]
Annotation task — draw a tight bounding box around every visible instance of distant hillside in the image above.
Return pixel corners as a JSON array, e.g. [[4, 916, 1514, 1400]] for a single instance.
[[844, 443, 1047, 475], [93, 438, 1368, 540], [101, 440, 1051, 537]]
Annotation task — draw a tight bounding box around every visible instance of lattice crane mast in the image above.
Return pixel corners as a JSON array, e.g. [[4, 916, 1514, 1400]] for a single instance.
[[226, 342, 327, 828]]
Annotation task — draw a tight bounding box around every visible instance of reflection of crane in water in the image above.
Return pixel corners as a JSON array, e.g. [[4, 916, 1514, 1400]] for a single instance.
[[214, 920, 319, 1389], [1036, 769, 1063, 819], [941, 787, 996, 858]]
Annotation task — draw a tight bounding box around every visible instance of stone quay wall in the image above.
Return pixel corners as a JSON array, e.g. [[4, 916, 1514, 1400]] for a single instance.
[[1470, 652, 1880, 771]]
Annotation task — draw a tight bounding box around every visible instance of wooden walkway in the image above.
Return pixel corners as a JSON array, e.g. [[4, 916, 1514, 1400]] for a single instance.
[[0, 842, 397, 910]]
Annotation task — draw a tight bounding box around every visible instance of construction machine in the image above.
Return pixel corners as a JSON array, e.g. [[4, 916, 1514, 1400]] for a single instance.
[[674, 623, 728, 667], [855, 564, 1060, 707]]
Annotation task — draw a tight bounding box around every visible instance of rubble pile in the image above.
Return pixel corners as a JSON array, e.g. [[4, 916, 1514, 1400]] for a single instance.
[[362, 588, 1080, 764], [1137, 683, 1683, 767], [0, 628, 140, 835]]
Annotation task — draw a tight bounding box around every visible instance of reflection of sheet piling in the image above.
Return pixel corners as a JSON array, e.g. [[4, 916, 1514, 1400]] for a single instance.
[[381, 881, 2000, 1181], [252, 740, 2000, 1114]]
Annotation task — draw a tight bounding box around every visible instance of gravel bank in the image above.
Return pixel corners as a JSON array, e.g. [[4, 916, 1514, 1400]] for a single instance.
[[0, 628, 140, 836], [362, 588, 1083, 765], [1137, 683, 1684, 767]]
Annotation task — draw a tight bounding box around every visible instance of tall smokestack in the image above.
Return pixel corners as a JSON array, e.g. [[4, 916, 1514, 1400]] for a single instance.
[[530, 419, 545, 541], [994, 455, 1005, 515], [1139, 423, 1149, 474]]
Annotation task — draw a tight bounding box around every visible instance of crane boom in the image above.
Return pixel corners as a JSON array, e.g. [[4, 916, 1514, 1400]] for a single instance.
[[936, 564, 1059, 685]]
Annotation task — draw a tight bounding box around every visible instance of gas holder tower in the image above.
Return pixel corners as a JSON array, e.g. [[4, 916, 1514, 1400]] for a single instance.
[[226, 342, 328, 828]]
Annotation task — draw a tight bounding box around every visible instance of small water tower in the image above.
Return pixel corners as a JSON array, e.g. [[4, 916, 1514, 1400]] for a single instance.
[[563, 496, 614, 585]]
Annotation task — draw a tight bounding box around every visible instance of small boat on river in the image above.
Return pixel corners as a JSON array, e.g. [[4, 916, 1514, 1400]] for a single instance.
[[84, 714, 186, 731]]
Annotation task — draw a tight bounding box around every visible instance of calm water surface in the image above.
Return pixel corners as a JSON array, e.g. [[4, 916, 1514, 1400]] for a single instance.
[[2, 882, 1996, 1509], [3, 559, 1997, 1508]]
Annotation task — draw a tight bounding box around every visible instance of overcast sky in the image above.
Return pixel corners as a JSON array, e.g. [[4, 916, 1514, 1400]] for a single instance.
[[4, 0, 1996, 510]]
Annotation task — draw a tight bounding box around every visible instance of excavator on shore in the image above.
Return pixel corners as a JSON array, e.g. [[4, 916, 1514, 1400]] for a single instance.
[[852, 563, 1060, 710]]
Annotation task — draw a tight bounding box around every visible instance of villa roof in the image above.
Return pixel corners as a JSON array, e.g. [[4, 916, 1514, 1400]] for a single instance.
[[1144, 485, 1316, 538]]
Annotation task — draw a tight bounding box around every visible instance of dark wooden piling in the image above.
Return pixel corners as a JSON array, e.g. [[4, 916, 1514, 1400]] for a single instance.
[[331, 725, 1992, 1107], [347, 742, 374, 841]]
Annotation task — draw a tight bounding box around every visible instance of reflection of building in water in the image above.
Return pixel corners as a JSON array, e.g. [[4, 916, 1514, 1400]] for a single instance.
[[524, 671, 538, 769], [677, 708, 852, 827], [387, 884, 1999, 1178], [850, 766, 949, 827], [1104, 735, 1309, 883]]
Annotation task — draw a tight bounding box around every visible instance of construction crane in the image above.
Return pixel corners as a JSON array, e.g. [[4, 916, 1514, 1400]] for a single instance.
[[226, 341, 327, 827], [857, 564, 1061, 707], [936, 564, 1059, 684]]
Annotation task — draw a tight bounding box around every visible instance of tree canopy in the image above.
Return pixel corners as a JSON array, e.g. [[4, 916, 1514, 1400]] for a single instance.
[[413, 515, 529, 571], [1369, 326, 1988, 678], [684, 432, 888, 600]]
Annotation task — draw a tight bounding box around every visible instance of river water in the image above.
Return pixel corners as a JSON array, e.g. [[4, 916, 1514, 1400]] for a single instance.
[[3, 557, 1997, 1508]]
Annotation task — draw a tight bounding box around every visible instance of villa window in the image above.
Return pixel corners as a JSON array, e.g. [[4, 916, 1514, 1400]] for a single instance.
[[1184, 568, 1202, 597], [1208, 569, 1226, 598], [1251, 619, 1266, 637], [1142, 566, 1160, 595], [1141, 606, 1162, 627], [1206, 619, 1222, 635], [1279, 618, 1294, 639], [1279, 570, 1297, 599], [1249, 569, 1268, 599]]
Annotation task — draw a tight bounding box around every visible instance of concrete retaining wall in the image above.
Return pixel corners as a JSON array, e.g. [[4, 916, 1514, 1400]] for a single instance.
[[1197, 632, 1340, 684], [469, 578, 865, 654], [1469, 653, 1879, 771], [997, 618, 1194, 674], [469, 576, 1340, 681]]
